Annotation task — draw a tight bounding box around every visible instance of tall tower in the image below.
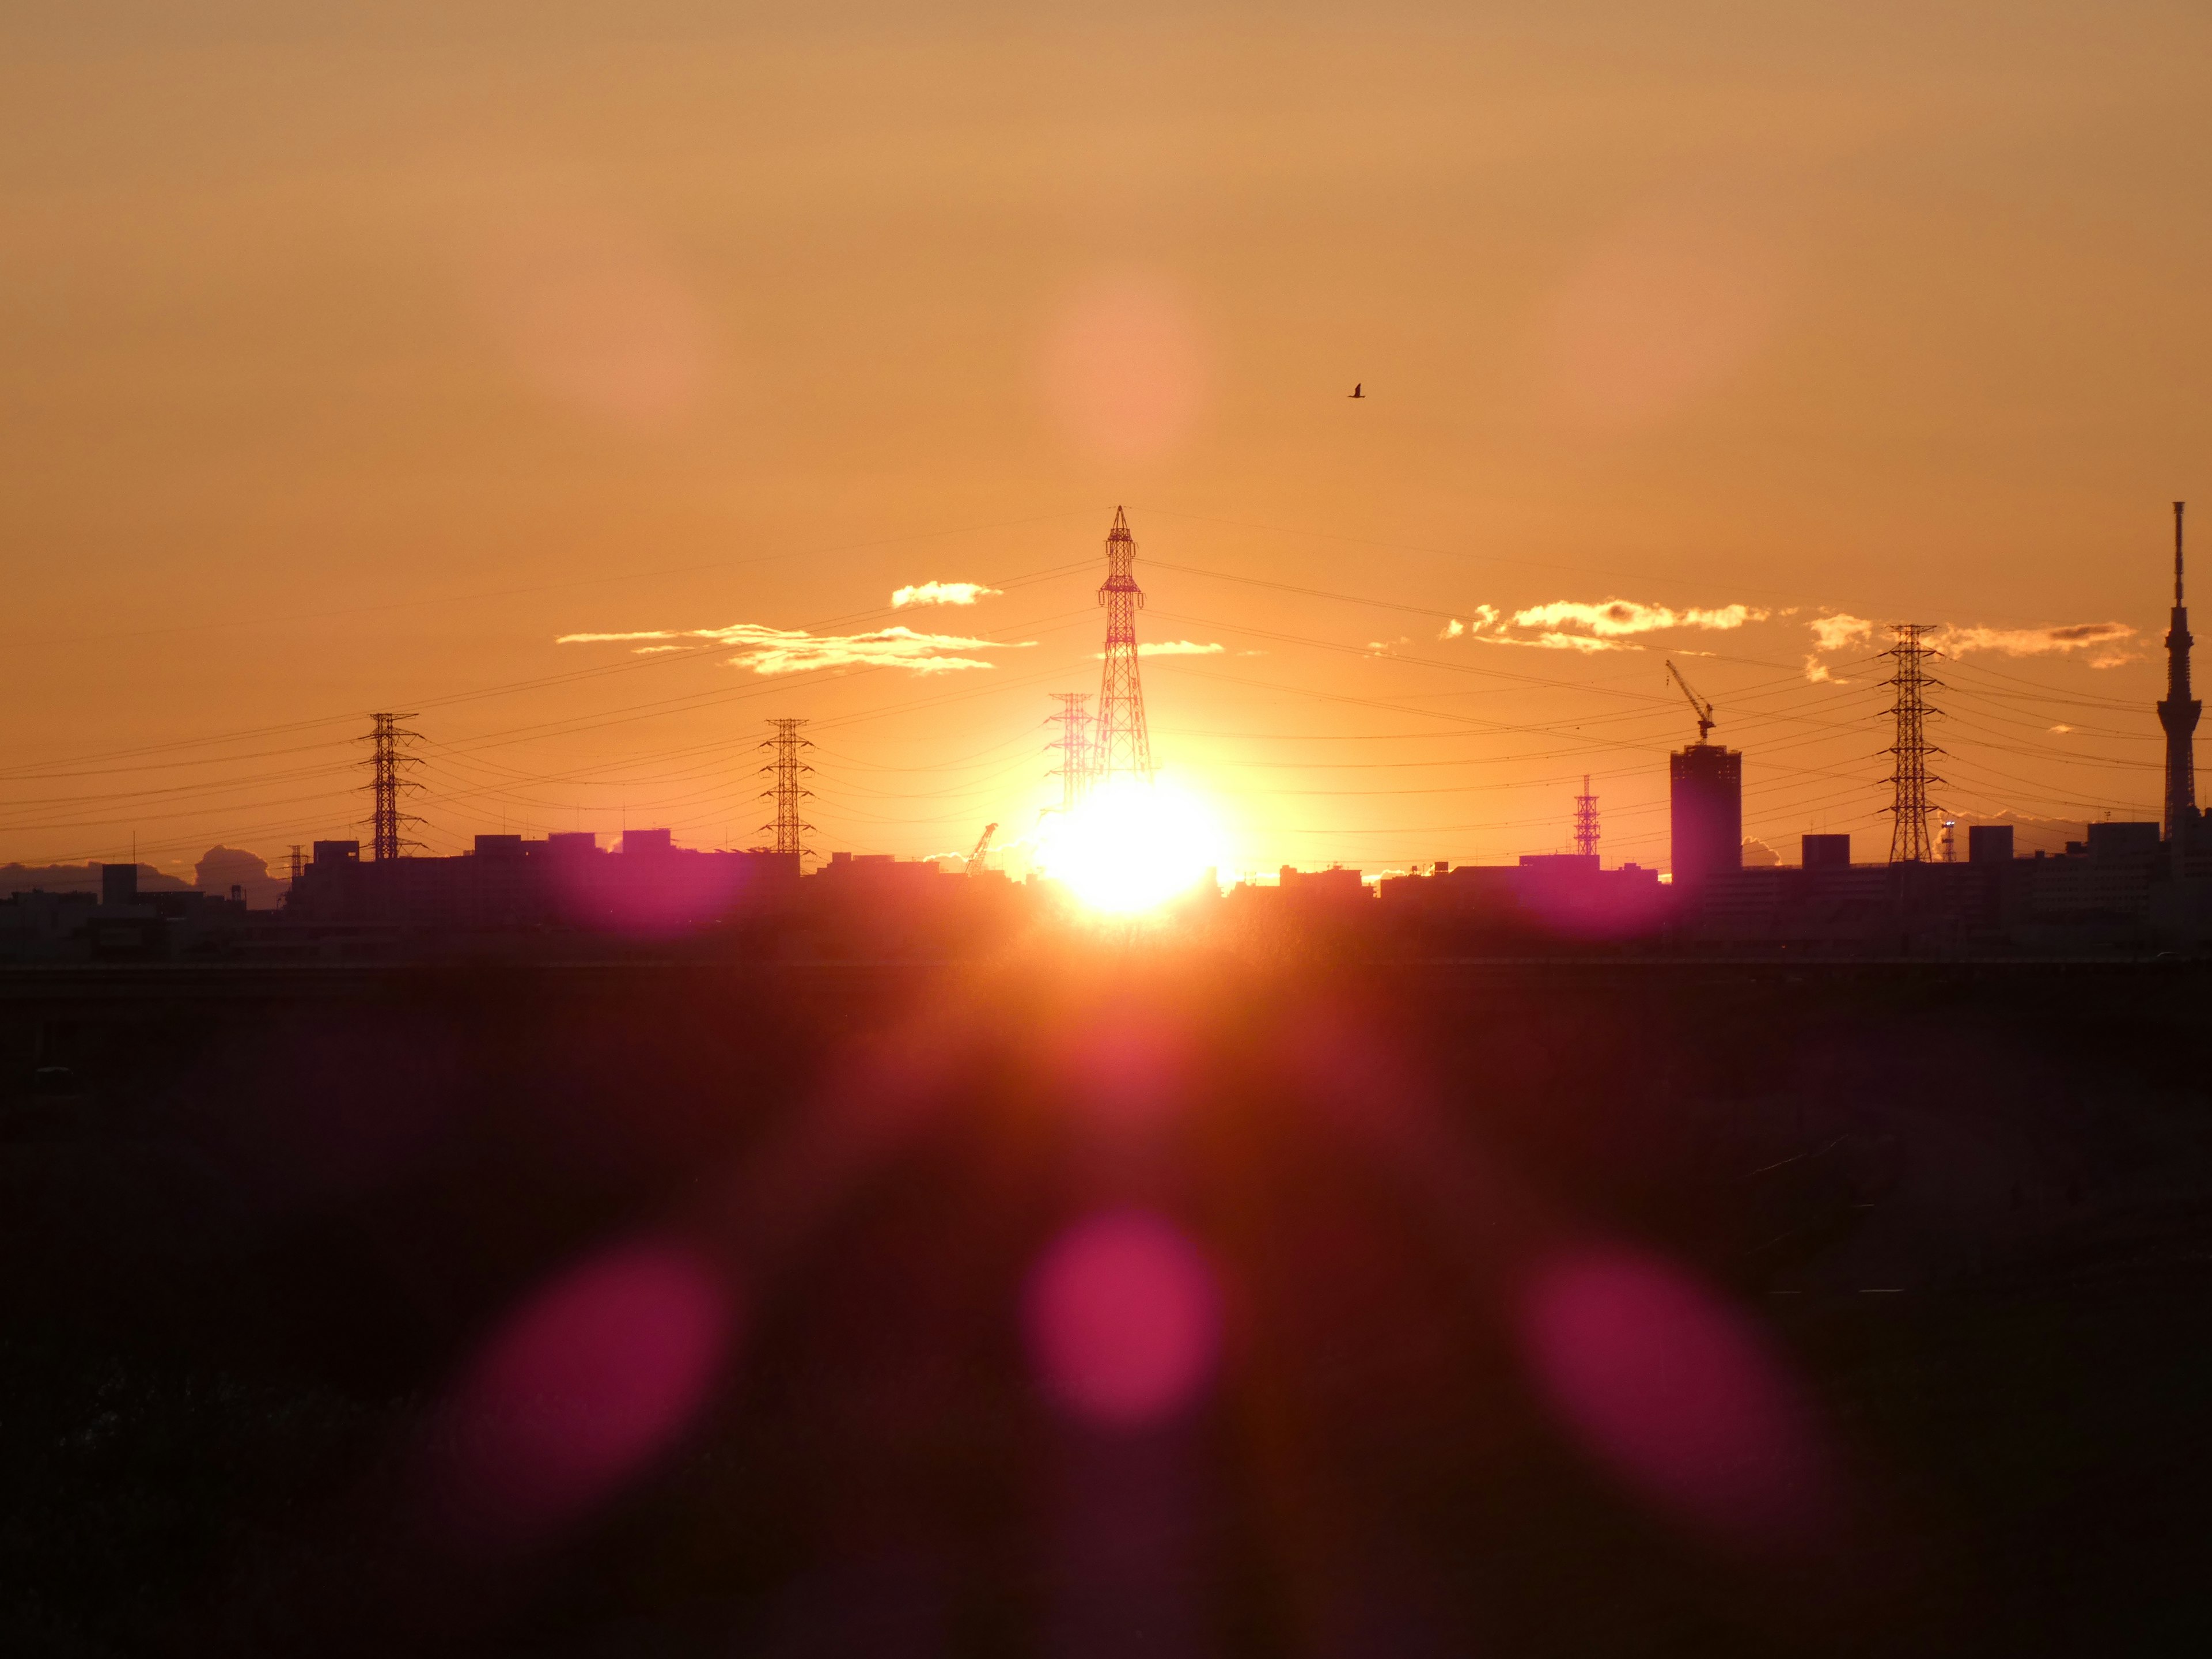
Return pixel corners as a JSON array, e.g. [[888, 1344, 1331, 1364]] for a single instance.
[[363, 712, 422, 862], [759, 718, 814, 859], [1573, 774, 1600, 859], [1883, 624, 1945, 863], [1048, 692, 1094, 813], [2158, 501, 2199, 850], [1093, 507, 1154, 787]]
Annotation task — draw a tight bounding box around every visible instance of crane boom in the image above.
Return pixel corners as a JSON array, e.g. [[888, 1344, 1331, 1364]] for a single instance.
[[1664, 660, 1716, 743], [967, 821, 999, 874]]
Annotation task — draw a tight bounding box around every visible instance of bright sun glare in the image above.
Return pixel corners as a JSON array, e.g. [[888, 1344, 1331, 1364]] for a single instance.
[[1037, 774, 1226, 914]]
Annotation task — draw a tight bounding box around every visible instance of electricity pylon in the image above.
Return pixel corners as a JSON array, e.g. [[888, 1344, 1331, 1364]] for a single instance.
[[759, 718, 814, 859]]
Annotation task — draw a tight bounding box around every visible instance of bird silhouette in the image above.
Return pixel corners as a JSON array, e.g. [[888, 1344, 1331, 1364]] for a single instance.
[[1350, 382, 1364, 399]]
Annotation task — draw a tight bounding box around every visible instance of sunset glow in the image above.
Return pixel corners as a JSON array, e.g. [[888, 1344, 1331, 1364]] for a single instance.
[[7, 7, 2209, 1650], [1036, 774, 1227, 915]]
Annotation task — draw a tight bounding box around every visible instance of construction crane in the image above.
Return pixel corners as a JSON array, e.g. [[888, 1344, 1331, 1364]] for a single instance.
[[967, 821, 999, 874], [1664, 659, 1716, 743]]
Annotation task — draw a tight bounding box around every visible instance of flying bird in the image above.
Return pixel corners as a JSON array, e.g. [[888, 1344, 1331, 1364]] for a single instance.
[[1349, 382, 1364, 399]]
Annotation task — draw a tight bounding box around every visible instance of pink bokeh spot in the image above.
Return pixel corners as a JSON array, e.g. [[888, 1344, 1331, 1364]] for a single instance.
[[1521, 1248, 1836, 1551], [429, 1240, 737, 1554], [1040, 272, 1211, 461], [1025, 1210, 1222, 1429], [1065, 1022, 1187, 1132]]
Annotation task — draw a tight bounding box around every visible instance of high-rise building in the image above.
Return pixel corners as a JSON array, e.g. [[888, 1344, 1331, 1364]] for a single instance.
[[1669, 743, 1742, 889]]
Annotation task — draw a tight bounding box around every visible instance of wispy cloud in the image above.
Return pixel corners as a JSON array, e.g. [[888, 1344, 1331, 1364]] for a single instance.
[[891, 580, 1000, 609], [1800, 611, 2138, 679], [1090, 639, 1227, 660], [1933, 620, 2137, 668], [558, 622, 1029, 676], [1485, 631, 1637, 654], [1438, 605, 1497, 641], [1510, 599, 1767, 638], [1808, 613, 1876, 653], [1440, 597, 1761, 654], [1798, 613, 1876, 680]]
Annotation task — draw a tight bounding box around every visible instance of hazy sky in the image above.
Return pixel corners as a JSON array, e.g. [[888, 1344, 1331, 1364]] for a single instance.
[[5, 3, 2210, 878]]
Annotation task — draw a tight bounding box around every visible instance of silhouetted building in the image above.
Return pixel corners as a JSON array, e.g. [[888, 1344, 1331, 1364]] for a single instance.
[[1968, 825, 2014, 864], [285, 831, 801, 937], [1801, 834, 1851, 869], [1370, 856, 1665, 945], [1, 873, 248, 964], [1670, 743, 1743, 891], [2088, 822, 2162, 868], [1277, 865, 1368, 906]]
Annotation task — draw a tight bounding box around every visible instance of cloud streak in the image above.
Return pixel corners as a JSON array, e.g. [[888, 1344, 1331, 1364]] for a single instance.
[[1933, 620, 2137, 667], [1484, 631, 1637, 654], [891, 581, 1000, 609], [1807, 613, 1876, 653], [1096, 639, 1228, 659], [1510, 599, 1767, 637], [1800, 612, 2139, 677], [558, 622, 1029, 676], [1440, 597, 1762, 654]]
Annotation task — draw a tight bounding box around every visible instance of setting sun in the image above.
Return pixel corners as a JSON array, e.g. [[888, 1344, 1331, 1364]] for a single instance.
[[1036, 774, 1226, 915]]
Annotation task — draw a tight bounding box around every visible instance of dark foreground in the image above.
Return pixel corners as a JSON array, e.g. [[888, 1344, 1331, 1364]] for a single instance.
[[2, 956, 2208, 1657]]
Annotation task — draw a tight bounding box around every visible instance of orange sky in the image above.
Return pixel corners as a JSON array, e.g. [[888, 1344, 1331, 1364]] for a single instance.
[[5, 4, 2211, 881]]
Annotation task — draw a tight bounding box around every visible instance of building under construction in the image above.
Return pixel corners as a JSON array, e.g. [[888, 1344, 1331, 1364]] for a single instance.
[[1663, 663, 1743, 893]]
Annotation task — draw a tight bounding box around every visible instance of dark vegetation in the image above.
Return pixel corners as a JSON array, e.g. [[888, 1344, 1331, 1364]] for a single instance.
[[2, 959, 2209, 1656]]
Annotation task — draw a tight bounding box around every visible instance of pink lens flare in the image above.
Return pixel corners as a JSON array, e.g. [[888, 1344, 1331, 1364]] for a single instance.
[[1025, 1210, 1222, 1429], [425, 1239, 737, 1555], [1062, 1021, 1190, 1133], [468, 209, 715, 427], [1040, 271, 1211, 461], [1543, 195, 1782, 430], [1521, 1248, 1838, 1551]]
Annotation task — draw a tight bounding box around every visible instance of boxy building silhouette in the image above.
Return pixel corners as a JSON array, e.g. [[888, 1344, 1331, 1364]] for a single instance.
[[1670, 741, 1743, 891]]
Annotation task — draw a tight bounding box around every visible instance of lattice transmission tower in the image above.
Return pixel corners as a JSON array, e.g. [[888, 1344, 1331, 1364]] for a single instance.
[[759, 718, 814, 858], [1047, 692, 1094, 813], [361, 712, 423, 862], [1573, 775, 1600, 858], [1882, 624, 1946, 863], [1093, 506, 1154, 787]]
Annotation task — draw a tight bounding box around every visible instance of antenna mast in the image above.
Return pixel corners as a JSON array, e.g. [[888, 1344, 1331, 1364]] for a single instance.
[[1573, 775, 1600, 859], [2160, 500, 2200, 849]]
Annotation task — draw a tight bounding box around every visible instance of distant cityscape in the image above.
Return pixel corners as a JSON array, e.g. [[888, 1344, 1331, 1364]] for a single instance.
[[5, 503, 2208, 962]]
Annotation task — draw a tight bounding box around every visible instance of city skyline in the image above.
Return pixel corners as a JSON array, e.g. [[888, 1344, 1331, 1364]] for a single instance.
[[6, 6, 2211, 880]]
